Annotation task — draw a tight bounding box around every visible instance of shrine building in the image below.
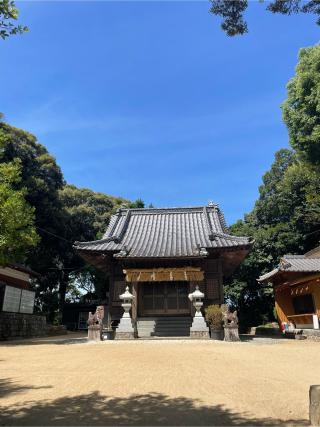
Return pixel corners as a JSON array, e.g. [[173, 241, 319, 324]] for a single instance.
[[258, 246, 320, 331], [74, 203, 251, 337]]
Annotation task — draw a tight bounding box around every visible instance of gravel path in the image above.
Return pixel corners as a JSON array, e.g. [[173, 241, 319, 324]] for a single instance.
[[0, 335, 318, 426]]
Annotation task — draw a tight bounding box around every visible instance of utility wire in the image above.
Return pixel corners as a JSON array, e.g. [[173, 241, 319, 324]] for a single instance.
[[36, 226, 73, 244], [35, 226, 90, 273]]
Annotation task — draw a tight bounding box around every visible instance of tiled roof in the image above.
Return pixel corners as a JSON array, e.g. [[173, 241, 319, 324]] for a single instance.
[[258, 254, 320, 282], [74, 204, 251, 259], [305, 246, 320, 258]]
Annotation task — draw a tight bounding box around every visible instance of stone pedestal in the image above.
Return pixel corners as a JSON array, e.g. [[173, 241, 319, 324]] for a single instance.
[[88, 324, 102, 341], [115, 315, 135, 340], [224, 325, 240, 342], [310, 385, 320, 426], [190, 330, 210, 339], [115, 331, 135, 340], [190, 312, 209, 339]]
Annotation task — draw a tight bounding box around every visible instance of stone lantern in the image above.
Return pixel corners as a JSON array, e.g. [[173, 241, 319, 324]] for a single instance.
[[115, 286, 135, 340], [188, 285, 209, 338]]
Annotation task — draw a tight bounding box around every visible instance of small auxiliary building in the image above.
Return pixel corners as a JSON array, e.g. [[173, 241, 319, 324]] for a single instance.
[[74, 203, 251, 337], [258, 247, 320, 330]]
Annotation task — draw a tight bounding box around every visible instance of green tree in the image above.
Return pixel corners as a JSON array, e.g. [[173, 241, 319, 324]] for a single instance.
[[0, 160, 39, 264], [130, 198, 145, 208], [227, 148, 320, 330], [0, 0, 27, 39], [227, 44, 320, 329], [282, 45, 320, 166], [0, 122, 134, 320], [57, 184, 129, 314], [210, 0, 320, 36], [0, 122, 66, 320]]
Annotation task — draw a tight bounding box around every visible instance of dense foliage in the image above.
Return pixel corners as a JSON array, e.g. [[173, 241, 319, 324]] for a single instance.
[[282, 45, 320, 166], [0, 121, 135, 321], [0, 0, 27, 39], [0, 160, 39, 264], [210, 0, 320, 36], [226, 45, 320, 330]]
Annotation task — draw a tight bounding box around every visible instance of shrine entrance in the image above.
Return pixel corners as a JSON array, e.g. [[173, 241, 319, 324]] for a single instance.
[[139, 282, 190, 316]]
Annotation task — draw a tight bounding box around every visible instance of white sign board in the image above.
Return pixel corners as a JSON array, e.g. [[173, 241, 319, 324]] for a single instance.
[[19, 289, 35, 314], [2, 286, 21, 313]]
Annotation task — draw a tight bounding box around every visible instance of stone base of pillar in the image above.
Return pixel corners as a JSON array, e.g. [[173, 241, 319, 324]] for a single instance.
[[88, 325, 102, 341], [310, 385, 320, 426], [190, 330, 209, 339], [115, 331, 135, 340], [224, 325, 240, 342]]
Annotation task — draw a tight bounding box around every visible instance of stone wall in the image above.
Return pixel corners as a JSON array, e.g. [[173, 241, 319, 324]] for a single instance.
[[0, 312, 47, 340]]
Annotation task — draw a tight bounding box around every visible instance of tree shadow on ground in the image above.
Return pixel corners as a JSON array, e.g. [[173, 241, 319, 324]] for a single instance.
[[0, 378, 52, 399], [0, 335, 87, 347], [0, 391, 309, 426]]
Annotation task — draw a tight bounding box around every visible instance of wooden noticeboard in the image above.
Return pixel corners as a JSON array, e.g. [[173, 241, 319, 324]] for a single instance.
[[20, 289, 35, 314], [2, 285, 35, 314]]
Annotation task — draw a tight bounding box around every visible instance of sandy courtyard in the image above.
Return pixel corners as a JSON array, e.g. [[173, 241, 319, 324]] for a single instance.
[[0, 334, 319, 426]]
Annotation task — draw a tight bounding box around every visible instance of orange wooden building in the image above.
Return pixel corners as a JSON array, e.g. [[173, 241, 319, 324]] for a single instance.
[[258, 247, 320, 329]]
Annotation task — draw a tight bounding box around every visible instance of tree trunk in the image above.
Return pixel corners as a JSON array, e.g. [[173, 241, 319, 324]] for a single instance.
[[58, 270, 69, 320]]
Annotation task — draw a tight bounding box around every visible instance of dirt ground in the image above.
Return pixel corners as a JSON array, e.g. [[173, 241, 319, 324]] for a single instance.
[[0, 334, 319, 426]]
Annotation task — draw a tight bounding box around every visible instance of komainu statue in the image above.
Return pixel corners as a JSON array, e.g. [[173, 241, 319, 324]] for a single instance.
[[222, 305, 240, 342], [223, 309, 238, 326], [87, 306, 104, 341], [87, 306, 104, 326]]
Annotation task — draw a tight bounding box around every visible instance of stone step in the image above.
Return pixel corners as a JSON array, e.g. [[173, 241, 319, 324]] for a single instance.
[[137, 322, 192, 328], [138, 317, 192, 320], [136, 317, 192, 337], [137, 318, 192, 325]]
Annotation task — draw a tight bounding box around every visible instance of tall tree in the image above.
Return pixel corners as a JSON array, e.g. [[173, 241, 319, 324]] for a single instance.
[[282, 45, 320, 166], [0, 0, 27, 39], [227, 43, 320, 329], [227, 148, 320, 329], [0, 122, 66, 320], [0, 160, 39, 265], [57, 184, 129, 314], [210, 0, 320, 36], [130, 198, 145, 208], [0, 122, 133, 320]]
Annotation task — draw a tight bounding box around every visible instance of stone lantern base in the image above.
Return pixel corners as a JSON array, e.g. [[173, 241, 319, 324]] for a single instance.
[[190, 315, 209, 339], [115, 331, 135, 340], [115, 316, 135, 340], [190, 330, 210, 339]]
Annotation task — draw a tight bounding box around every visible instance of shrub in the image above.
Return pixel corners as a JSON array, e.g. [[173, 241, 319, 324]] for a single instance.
[[205, 305, 223, 330]]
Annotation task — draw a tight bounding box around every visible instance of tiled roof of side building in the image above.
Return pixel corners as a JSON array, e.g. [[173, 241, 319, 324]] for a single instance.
[[258, 254, 320, 282], [74, 204, 251, 259]]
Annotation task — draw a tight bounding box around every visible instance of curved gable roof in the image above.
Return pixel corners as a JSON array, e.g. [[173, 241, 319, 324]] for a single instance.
[[74, 204, 251, 259]]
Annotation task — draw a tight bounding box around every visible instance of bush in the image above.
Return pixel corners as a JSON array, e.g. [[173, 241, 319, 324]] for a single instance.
[[205, 305, 223, 330]]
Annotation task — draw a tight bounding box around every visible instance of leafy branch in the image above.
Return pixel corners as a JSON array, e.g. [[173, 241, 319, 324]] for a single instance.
[[0, 0, 28, 40]]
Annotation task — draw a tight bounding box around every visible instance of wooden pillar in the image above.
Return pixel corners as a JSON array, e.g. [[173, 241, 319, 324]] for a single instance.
[[218, 258, 224, 304], [131, 281, 138, 338], [189, 281, 195, 317], [108, 264, 115, 324], [132, 282, 138, 323]]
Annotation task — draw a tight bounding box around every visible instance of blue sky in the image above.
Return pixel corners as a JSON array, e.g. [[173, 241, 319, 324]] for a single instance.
[[1, 1, 319, 224]]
